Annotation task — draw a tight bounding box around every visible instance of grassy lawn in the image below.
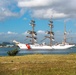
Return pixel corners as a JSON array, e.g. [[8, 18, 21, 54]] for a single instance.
[[0, 54, 76, 75]]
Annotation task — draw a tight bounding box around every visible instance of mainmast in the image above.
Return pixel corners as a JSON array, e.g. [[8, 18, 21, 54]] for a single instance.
[[45, 20, 54, 46], [26, 20, 37, 45]]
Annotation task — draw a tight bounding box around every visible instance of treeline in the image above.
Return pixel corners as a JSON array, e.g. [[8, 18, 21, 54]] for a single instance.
[[0, 42, 15, 47]]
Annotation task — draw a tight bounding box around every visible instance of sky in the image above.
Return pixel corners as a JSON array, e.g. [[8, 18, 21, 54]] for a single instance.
[[0, 0, 76, 43]]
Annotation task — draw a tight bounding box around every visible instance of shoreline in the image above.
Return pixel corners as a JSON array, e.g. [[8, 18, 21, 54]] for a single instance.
[[0, 54, 76, 75]]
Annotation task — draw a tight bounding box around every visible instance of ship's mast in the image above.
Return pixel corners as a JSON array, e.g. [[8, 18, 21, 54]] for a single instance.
[[31, 20, 35, 45], [26, 20, 37, 45], [45, 20, 54, 46], [49, 20, 54, 46], [63, 21, 67, 44]]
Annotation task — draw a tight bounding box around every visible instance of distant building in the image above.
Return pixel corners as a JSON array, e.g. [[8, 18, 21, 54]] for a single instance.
[[6, 44, 14, 47]]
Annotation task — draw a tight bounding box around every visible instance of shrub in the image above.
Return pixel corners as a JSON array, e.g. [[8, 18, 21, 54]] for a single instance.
[[7, 48, 19, 56]]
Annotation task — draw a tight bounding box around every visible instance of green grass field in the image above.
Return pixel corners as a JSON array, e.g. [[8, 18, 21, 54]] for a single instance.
[[0, 54, 76, 75]]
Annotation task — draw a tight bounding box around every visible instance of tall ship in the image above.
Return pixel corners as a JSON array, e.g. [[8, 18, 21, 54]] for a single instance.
[[13, 20, 75, 50]]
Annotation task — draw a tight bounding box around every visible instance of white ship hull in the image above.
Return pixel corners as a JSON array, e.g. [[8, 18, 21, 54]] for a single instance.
[[13, 40, 75, 50], [52, 44, 75, 49], [17, 43, 52, 50], [17, 43, 75, 50]]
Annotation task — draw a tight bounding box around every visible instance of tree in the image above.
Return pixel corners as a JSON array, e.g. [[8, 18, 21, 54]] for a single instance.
[[7, 48, 19, 56]]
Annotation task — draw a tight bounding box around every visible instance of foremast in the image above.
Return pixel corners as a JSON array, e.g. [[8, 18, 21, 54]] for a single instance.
[[26, 20, 37, 45]]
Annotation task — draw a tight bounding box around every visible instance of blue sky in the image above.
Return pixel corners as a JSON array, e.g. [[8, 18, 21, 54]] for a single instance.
[[0, 0, 76, 43]]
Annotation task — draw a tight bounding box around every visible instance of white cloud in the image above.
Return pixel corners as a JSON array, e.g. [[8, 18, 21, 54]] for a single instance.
[[18, 0, 76, 19], [18, 0, 60, 8], [0, 31, 17, 35], [37, 30, 45, 34], [0, 0, 25, 21], [1, 0, 76, 20], [32, 9, 67, 19], [7, 31, 18, 35], [22, 31, 28, 35], [0, 0, 17, 20]]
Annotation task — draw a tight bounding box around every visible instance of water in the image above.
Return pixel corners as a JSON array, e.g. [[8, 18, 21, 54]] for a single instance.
[[0, 47, 76, 56]]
